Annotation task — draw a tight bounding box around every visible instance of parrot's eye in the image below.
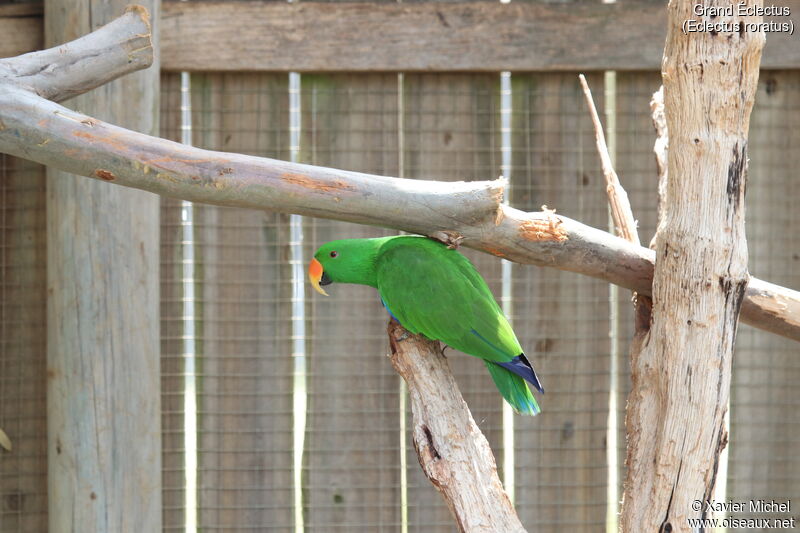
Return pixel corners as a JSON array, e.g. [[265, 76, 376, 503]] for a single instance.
[[330, 251, 338, 258]]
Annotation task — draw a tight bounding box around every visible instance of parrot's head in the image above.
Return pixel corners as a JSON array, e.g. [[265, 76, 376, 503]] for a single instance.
[[308, 238, 384, 296]]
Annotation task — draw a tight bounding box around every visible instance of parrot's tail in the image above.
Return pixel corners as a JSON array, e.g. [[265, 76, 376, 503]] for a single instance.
[[484, 361, 541, 416], [495, 353, 545, 394]]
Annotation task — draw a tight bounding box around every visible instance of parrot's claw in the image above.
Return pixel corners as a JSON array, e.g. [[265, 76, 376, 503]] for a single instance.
[[430, 230, 465, 249]]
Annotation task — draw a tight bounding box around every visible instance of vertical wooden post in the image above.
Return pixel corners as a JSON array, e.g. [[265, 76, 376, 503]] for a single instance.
[[621, 1, 764, 531], [44, 1, 161, 531]]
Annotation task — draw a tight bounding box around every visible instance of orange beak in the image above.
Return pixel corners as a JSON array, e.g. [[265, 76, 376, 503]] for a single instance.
[[308, 258, 329, 296]]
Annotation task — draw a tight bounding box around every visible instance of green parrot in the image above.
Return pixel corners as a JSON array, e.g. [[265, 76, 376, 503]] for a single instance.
[[308, 235, 543, 415]]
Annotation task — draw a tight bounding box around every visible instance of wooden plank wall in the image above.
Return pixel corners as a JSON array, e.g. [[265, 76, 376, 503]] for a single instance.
[[2, 6, 799, 532], [0, 156, 48, 532], [191, 73, 295, 531], [158, 1, 671, 72], [151, 65, 800, 533], [510, 73, 611, 532], [727, 71, 800, 523]]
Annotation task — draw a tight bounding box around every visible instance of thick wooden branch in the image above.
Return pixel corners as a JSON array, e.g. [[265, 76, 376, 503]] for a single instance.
[[0, 8, 799, 343], [387, 321, 525, 533], [0, 5, 152, 102], [0, 84, 652, 285], [1, 87, 797, 341], [621, 1, 764, 530], [740, 278, 800, 340]]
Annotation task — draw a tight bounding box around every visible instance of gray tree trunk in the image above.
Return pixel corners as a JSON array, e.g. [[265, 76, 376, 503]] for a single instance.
[[621, 1, 764, 530]]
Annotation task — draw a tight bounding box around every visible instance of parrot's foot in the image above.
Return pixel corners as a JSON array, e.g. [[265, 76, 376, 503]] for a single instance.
[[429, 230, 464, 249], [388, 318, 410, 341]]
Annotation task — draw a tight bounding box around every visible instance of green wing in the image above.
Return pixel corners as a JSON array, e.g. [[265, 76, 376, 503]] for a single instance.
[[375, 237, 521, 363]]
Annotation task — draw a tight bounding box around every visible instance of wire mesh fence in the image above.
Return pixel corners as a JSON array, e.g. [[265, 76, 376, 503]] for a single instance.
[[161, 72, 295, 531], [509, 73, 611, 531], [155, 69, 800, 532], [298, 73, 399, 531], [727, 70, 800, 527], [0, 155, 47, 533], [1, 67, 799, 533]]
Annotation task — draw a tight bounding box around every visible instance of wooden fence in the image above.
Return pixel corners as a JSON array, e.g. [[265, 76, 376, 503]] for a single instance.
[[1, 1, 799, 531]]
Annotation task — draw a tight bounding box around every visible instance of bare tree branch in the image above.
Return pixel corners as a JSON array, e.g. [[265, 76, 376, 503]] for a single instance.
[[579, 72, 655, 406], [387, 320, 526, 533], [0, 8, 798, 343], [0, 84, 655, 285], [579, 73, 640, 246], [0, 5, 152, 103]]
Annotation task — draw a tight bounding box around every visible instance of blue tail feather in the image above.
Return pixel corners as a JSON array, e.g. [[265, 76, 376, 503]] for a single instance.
[[484, 361, 541, 415], [495, 354, 545, 394], [468, 328, 545, 394]]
